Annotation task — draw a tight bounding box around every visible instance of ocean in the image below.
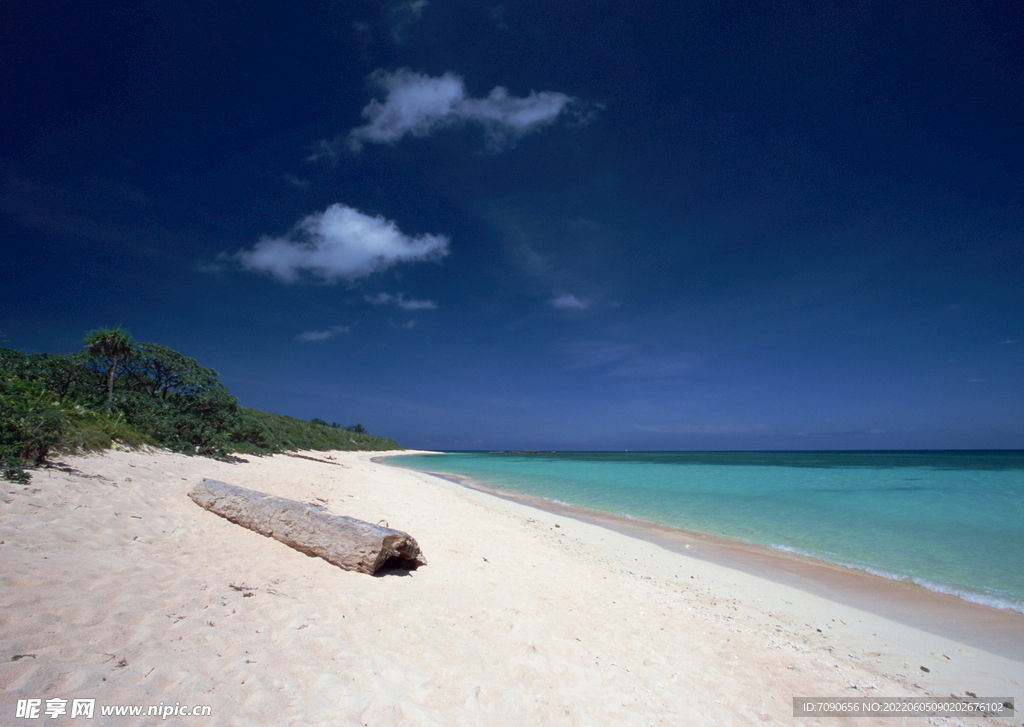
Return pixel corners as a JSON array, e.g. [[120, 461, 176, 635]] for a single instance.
[[386, 450, 1024, 613]]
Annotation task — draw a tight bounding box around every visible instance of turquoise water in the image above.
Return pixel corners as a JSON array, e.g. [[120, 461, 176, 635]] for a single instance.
[[386, 451, 1024, 612]]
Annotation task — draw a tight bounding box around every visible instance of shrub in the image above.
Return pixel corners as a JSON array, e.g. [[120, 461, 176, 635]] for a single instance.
[[60, 407, 154, 453], [0, 377, 69, 481]]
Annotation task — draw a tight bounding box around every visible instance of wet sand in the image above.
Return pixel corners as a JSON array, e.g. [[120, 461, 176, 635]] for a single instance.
[[403, 466, 1024, 662]]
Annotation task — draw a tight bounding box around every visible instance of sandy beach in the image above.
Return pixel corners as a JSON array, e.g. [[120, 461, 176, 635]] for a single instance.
[[1, 449, 1020, 726]]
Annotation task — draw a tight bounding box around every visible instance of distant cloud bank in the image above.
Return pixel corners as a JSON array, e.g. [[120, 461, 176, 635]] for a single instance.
[[236, 203, 449, 283], [636, 423, 770, 435], [344, 69, 587, 152]]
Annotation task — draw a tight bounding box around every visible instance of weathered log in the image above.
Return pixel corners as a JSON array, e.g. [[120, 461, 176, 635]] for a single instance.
[[189, 478, 426, 574]]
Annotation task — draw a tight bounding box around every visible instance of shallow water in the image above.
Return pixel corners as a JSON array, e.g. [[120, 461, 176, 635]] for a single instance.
[[387, 451, 1024, 612]]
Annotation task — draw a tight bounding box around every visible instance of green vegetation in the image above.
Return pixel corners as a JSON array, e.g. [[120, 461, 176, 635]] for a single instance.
[[83, 327, 133, 407], [0, 331, 400, 481], [0, 376, 69, 482], [230, 409, 398, 455]]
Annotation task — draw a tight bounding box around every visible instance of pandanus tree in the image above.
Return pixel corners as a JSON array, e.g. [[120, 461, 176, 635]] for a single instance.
[[83, 327, 133, 407]]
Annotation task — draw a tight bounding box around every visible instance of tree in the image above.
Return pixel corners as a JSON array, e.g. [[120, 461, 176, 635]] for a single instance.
[[116, 342, 241, 455], [83, 328, 133, 407]]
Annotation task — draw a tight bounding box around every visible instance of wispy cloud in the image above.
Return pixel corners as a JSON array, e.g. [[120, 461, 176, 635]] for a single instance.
[[561, 340, 634, 369], [551, 293, 590, 310], [0, 165, 192, 259], [365, 292, 438, 310], [336, 69, 589, 153], [559, 340, 697, 378], [477, 203, 615, 316], [387, 0, 427, 43], [296, 325, 350, 342], [489, 5, 508, 30], [235, 203, 449, 283]]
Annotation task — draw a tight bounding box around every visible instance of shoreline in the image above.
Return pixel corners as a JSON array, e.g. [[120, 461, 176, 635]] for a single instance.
[[381, 456, 1024, 663]]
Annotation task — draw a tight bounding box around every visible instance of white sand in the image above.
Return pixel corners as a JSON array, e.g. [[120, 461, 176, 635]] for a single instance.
[[1, 449, 1020, 726]]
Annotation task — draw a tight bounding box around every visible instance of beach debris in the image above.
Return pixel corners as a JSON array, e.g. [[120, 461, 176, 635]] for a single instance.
[[284, 452, 346, 466], [189, 478, 427, 575], [230, 583, 257, 597]]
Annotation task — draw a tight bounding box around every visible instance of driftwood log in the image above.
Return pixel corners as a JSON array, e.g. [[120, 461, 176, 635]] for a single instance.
[[189, 478, 426, 575]]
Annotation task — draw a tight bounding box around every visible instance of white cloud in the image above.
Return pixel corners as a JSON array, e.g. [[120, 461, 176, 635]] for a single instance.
[[551, 293, 589, 310], [296, 326, 350, 342], [237, 203, 449, 283], [346, 69, 583, 151], [365, 292, 438, 310]]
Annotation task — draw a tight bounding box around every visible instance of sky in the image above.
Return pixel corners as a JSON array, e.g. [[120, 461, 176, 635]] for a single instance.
[[2, 0, 1022, 451]]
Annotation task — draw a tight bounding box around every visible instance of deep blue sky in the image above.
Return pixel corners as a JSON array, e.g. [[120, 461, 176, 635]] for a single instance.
[[2, 0, 1022, 450]]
